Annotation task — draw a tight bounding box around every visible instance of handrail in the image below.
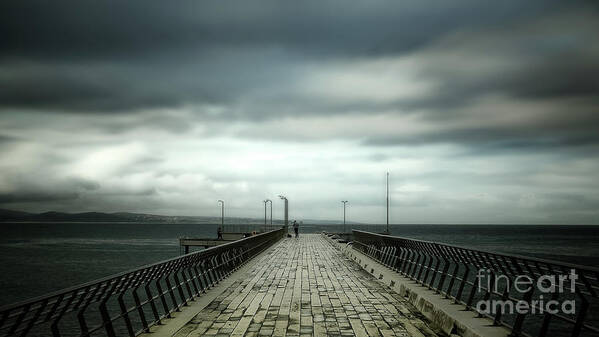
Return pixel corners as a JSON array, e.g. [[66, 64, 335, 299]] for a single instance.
[[0, 227, 286, 337], [352, 230, 599, 337]]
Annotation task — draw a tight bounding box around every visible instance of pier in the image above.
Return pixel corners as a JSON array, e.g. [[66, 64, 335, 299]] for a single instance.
[[1, 228, 598, 337], [163, 234, 439, 337]]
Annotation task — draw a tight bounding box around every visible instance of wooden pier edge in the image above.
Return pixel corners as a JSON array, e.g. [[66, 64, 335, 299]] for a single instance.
[[326, 235, 512, 337], [140, 239, 283, 337]]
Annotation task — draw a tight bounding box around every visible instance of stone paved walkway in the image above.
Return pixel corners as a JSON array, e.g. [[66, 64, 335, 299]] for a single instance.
[[174, 234, 440, 337]]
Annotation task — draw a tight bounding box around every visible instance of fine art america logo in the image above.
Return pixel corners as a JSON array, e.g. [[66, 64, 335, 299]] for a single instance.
[[475, 269, 578, 315]]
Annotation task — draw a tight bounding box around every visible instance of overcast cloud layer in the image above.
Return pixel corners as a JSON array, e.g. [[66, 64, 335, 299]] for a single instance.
[[1, 0, 598, 224]]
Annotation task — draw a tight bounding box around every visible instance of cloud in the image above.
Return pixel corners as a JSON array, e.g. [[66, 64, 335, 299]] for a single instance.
[[0, 0, 598, 223], [0, 0, 588, 115], [0, 191, 79, 204]]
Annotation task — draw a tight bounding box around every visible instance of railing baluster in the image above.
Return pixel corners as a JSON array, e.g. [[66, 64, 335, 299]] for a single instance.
[[154, 279, 172, 318], [99, 300, 116, 337], [184, 268, 200, 297], [19, 300, 47, 337], [164, 276, 180, 311], [77, 305, 90, 337], [98, 279, 120, 337], [511, 287, 534, 336], [173, 272, 189, 306], [8, 303, 30, 336], [538, 290, 559, 337], [144, 284, 162, 325], [445, 263, 460, 299], [202, 263, 215, 288], [455, 267, 470, 304], [117, 293, 135, 337], [132, 287, 150, 333], [571, 291, 589, 337], [193, 266, 208, 292], [50, 293, 77, 337]]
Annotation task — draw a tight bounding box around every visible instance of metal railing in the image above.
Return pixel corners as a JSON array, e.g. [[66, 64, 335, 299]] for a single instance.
[[0, 228, 286, 337], [352, 230, 599, 337]]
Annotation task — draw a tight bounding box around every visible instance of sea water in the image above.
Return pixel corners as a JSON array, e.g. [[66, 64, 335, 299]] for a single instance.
[[0, 223, 598, 306]]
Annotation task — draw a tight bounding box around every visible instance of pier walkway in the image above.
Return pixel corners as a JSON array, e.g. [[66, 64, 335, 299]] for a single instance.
[[172, 234, 439, 337], [2, 229, 596, 337]]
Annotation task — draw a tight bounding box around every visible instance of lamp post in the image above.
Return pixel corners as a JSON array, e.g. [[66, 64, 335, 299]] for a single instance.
[[386, 172, 389, 234], [269, 200, 273, 227], [267, 199, 273, 229], [263, 200, 268, 226], [278, 195, 288, 228], [341, 200, 348, 233], [263, 199, 272, 230], [217, 199, 224, 232]]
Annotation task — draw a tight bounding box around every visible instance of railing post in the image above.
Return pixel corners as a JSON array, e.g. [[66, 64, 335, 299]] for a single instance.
[[571, 292, 589, 337], [144, 283, 162, 325], [164, 276, 181, 311], [133, 287, 150, 332], [455, 267, 469, 304], [510, 287, 534, 336], [117, 293, 135, 337], [155, 279, 172, 318]]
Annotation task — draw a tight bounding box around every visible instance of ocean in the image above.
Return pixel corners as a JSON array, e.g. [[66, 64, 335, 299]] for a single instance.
[[1, 223, 598, 307]]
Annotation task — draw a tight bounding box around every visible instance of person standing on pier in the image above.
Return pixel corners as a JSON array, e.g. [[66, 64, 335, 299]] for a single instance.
[[293, 220, 299, 238], [217, 226, 223, 240]]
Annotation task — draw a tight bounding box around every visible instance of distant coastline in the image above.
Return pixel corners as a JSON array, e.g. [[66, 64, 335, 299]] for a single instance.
[[0, 208, 360, 225], [0, 209, 272, 224]]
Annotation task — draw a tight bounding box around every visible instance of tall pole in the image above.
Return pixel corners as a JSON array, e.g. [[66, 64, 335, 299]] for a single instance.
[[278, 195, 288, 228], [218, 199, 225, 232], [341, 200, 348, 233], [264, 199, 272, 231], [386, 172, 389, 234], [263, 200, 268, 226], [269, 200, 273, 227]]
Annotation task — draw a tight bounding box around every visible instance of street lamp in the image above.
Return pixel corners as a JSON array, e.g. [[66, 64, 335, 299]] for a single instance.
[[341, 200, 348, 233], [386, 172, 390, 234], [263, 199, 272, 230], [278, 195, 288, 227], [269, 200, 273, 226], [267, 199, 273, 229], [217, 199, 224, 232]]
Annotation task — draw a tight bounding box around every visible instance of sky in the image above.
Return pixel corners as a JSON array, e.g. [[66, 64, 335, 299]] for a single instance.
[[0, 0, 598, 224]]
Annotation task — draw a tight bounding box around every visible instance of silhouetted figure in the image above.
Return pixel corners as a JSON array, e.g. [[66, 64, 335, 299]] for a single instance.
[[217, 226, 223, 240], [293, 220, 299, 238]]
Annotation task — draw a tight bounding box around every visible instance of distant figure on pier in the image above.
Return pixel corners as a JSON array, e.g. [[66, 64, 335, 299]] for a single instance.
[[293, 220, 299, 238], [217, 226, 223, 240]]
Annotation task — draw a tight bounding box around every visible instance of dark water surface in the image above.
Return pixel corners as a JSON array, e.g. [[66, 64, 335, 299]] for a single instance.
[[1, 222, 598, 307]]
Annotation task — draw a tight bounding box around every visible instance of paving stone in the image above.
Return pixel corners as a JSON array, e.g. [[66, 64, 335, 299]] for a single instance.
[[175, 234, 440, 337]]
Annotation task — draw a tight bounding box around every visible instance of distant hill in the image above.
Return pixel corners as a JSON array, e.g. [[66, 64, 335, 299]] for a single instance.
[[0, 209, 282, 224], [0, 208, 362, 224], [0, 209, 139, 222], [0, 209, 32, 221]]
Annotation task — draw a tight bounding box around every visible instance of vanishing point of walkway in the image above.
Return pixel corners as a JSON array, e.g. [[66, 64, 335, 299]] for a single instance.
[[174, 234, 440, 337]]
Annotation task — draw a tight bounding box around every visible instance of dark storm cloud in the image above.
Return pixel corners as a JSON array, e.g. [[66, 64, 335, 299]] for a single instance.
[[0, 134, 19, 144], [0, 0, 587, 115], [363, 126, 599, 151], [0, 191, 79, 204], [410, 42, 599, 111], [0, 0, 567, 60]]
